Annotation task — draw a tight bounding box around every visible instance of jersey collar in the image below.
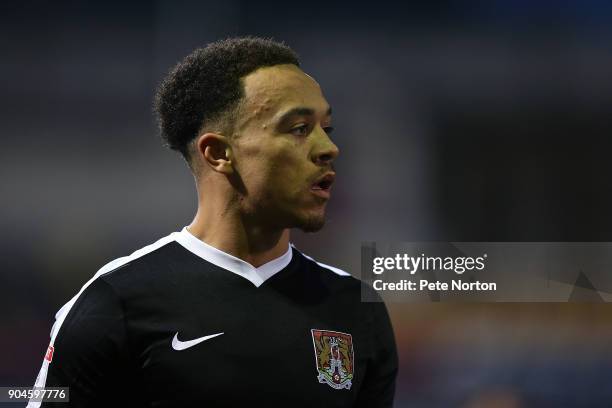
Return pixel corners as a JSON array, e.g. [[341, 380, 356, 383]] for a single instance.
[[174, 226, 293, 287]]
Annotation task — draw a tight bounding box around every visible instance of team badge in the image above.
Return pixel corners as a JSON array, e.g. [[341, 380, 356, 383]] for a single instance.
[[311, 329, 354, 390]]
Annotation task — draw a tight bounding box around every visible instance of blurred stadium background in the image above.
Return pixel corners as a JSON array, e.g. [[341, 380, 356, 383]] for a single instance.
[[2, 1, 612, 406]]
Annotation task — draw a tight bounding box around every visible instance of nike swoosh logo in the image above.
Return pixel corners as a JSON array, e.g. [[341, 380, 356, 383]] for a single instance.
[[171, 332, 224, 351]]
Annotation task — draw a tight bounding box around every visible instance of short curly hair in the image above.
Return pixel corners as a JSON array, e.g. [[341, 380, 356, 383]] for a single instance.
[[154, 37, 300, 162]]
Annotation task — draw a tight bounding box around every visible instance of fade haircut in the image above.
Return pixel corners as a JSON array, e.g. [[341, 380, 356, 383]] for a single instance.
[[154, 37, 300, 165]]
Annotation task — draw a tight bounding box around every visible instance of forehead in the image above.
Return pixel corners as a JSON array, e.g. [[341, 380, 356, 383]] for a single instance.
[[241, 64, 329, 120]]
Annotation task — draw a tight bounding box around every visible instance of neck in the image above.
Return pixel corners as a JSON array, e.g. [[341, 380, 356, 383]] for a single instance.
[[187, 190, 290, 268]]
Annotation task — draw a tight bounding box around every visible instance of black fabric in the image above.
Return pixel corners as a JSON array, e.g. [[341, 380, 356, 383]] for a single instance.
[[41, 242, 398, 407]]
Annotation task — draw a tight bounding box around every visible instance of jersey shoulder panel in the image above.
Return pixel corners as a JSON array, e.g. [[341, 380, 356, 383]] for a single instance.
[[28, 233, 179, 408], [292, 246, 388, 300], [291, 245, 368, 294], [50, 232, 178, 338], [293, 246, 352, 276]]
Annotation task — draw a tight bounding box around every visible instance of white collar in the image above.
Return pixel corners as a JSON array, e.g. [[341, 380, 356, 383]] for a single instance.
[[174, 226, 293, 287]]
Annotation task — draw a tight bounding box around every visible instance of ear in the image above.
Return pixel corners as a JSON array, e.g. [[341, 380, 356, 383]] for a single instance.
[[194, 132, 234, 175]]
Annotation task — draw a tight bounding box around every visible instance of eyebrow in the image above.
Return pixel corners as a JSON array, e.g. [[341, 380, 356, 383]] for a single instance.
[[276, 106, 332, 125]]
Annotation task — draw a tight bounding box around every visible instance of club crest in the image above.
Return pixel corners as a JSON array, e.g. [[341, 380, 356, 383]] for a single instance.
[[311, 329, 354, 390]]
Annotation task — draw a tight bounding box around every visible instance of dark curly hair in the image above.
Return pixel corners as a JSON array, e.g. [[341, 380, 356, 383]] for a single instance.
[[154, 37, 300, 163]]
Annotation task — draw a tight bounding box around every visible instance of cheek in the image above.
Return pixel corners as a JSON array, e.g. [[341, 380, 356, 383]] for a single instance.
[[261, 153, 308, 198], [234, 136, 310, 198], [234, 140, 268, 185], [271, 147, 309, 193]]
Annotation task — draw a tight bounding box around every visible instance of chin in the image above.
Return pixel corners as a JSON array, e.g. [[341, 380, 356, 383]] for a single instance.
[[296, 213, 326, 233], [275, 202, 328, 232]]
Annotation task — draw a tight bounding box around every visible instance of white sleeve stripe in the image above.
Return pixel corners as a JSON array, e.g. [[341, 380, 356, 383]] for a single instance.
[[26, 232, 178, 408], [291, 244, 351, 277]]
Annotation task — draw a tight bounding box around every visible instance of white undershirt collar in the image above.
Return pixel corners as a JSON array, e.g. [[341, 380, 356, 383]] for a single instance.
[[174, 226, 293, 287]]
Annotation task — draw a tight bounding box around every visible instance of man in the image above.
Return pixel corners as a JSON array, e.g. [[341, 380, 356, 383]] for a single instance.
[[29, 37, 398, 407]]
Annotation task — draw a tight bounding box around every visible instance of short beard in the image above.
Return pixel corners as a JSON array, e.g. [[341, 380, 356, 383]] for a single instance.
[[253, 201, 327, 232], [296, 214, 326, 233]]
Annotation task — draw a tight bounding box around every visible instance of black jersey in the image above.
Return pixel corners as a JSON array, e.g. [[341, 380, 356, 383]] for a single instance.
[[28, 228, 398, 407]]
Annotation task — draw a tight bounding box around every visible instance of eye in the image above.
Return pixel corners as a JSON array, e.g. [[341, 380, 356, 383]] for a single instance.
[[290, 124, 310, 136], [323, 126, 335, 135]]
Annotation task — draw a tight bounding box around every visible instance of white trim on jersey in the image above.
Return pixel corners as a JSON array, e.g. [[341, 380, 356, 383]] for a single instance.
[[291, 244, 352, 277], [174, 226, 293, 287], [28, 228, 345, 407], [26, 232, 179, 408]]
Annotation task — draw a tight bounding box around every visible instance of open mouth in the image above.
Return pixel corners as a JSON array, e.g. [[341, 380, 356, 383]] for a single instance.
[[311, 173, 335, 198]]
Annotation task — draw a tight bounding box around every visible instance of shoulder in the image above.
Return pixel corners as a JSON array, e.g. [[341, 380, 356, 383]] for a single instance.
[[96, 232, 179, 280], [50, 233, 179, 334], [294, 246, 352, 277], [291, 247, 391, 316], [291, 245, 369, 291]]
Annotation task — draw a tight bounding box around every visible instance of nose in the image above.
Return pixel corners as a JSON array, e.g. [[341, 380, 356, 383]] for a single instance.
[[312, 129, 340, 166]]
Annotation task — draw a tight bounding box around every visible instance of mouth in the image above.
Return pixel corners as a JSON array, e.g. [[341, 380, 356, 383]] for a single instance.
[[311, 172, 335, 199]]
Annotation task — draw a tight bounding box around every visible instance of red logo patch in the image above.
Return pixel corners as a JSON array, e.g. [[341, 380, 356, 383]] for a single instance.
[[45, 345, 54, 362]]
